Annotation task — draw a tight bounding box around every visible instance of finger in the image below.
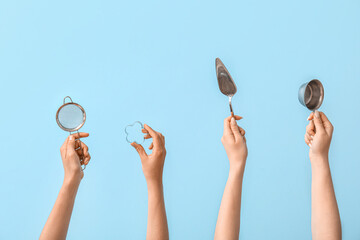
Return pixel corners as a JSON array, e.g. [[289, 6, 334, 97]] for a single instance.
[[159, 133, 165, 143], [306, 120, 315, 136], [313, 110, 325, 133], [144, 134, 152, 139], [70, 132, 90, 140], [223, 115, 242, 133], [142, 128, 149, 134], [65, 135, 77, 158], [307, 112, 314, 121], [131, 142, 148, 159], [144, 124, 161, 146], [238, 126, 245, 136], [319, 112, 334, 135], [305, 132, 313, 141], [83, 153, 91, 165], [304, 135, 311, 146], [75, 140, 85, 149], [67, 135, 76, 149], [223, 116, 232, 136], [224, 115, 242, 123], [77, 142, 88, 156], [304, 133, 313, 146], [230, 117, 242, 142], [149, 142, 154, 150]]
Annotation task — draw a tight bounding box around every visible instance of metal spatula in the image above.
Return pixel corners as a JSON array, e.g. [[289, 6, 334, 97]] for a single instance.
[[216, 58, 237, 117]]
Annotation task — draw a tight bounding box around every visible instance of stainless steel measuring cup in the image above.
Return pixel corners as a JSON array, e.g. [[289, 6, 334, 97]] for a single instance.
[[298, 79, 324, 111]]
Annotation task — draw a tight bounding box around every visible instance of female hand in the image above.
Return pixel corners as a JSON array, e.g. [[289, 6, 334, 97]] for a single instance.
[[305, 110, 333, 161], [60, 132, 91, 183], [221, 115, 247, 169], [131, 124, 166, 184]]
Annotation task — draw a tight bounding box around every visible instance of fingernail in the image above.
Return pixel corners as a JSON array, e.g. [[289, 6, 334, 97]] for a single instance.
[[315, 110, 320, 118], [231, 117, 236, 124], [310, 135, 314, 139], [69, 136, 74, 140], [309, 143, 312, 148]]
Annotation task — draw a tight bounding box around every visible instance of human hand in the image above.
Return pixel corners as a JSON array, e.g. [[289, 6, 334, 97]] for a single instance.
[[221, 115, 247, 170], [60, 132, 91, 184], [305, 110, 333, 161], [131, 124, 166, 185]]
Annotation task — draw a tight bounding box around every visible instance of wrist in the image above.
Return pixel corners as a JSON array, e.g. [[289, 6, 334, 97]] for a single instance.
[[63, 174, 81, 187], [146, 176, 163, 187], [229, 164, 245, 179], [310, 155, 330, 173], [146, 179, 163, 192], [229, 158, 246, 171]]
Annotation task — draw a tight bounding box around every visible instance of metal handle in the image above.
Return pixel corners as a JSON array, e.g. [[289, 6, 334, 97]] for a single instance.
[[229, 97, 234, 117], [71, 131, 86, 171], [64, 96, 73, 104]]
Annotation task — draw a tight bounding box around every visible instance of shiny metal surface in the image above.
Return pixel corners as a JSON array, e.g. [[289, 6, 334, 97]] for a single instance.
[[298, 79, 324, 111], [216, 58, 237, 116], [56, 96, 87, 170]]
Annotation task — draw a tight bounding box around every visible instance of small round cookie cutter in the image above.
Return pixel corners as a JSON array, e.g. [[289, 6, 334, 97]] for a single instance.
[[56, 96, 87, 170], [125, 121, 145, 144], [298, 79, 324, 111]]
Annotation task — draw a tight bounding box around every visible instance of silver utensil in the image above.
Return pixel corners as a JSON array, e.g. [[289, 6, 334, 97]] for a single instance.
[[216, 58, 237, 117], [56, 96, 87, 170], [298, 79, 324, 111]]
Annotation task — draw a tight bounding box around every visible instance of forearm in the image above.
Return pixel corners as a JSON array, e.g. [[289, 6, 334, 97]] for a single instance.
[[311, 157, 341, 240], [146, 180, 169, 240], [214, 164, 245, 240], [40, 178, 80, 240]]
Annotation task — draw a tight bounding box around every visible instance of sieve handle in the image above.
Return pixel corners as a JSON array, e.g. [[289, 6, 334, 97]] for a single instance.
[[63, 96, 73, 104], [71, 131, 86, 171]]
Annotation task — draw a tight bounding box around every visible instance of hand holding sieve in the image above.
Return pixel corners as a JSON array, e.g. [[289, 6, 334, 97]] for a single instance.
[[56, 96, 87, 170]]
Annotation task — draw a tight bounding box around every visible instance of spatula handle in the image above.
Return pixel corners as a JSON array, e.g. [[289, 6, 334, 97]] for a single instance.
[[229, 102, 234, 117]]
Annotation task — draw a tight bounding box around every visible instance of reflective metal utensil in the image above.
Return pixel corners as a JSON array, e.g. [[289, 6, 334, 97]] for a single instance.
[[56, 96, 87, 170], [125, 121, 145, 145], [298, 79, 324, 111], [216, 58, 237, 117]]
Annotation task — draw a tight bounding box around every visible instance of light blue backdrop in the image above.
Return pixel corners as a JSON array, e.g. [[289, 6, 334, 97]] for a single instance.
[[0, 0, 359, 239]]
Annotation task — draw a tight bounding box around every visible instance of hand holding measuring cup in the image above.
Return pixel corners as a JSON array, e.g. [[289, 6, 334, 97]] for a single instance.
[[305, 111, 333, 161]]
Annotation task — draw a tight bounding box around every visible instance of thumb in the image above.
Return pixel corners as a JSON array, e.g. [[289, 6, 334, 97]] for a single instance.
[[68, 135, 75, 148], [313, 110, 325, 133], [67, 135, 76, 149], [131, 142, 148, 159], [66, 135, 76, 157], [230, 117, 242, 141]]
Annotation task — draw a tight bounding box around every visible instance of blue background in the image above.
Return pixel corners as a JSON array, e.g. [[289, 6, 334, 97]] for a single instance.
[[0, 0, 359, 239]]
